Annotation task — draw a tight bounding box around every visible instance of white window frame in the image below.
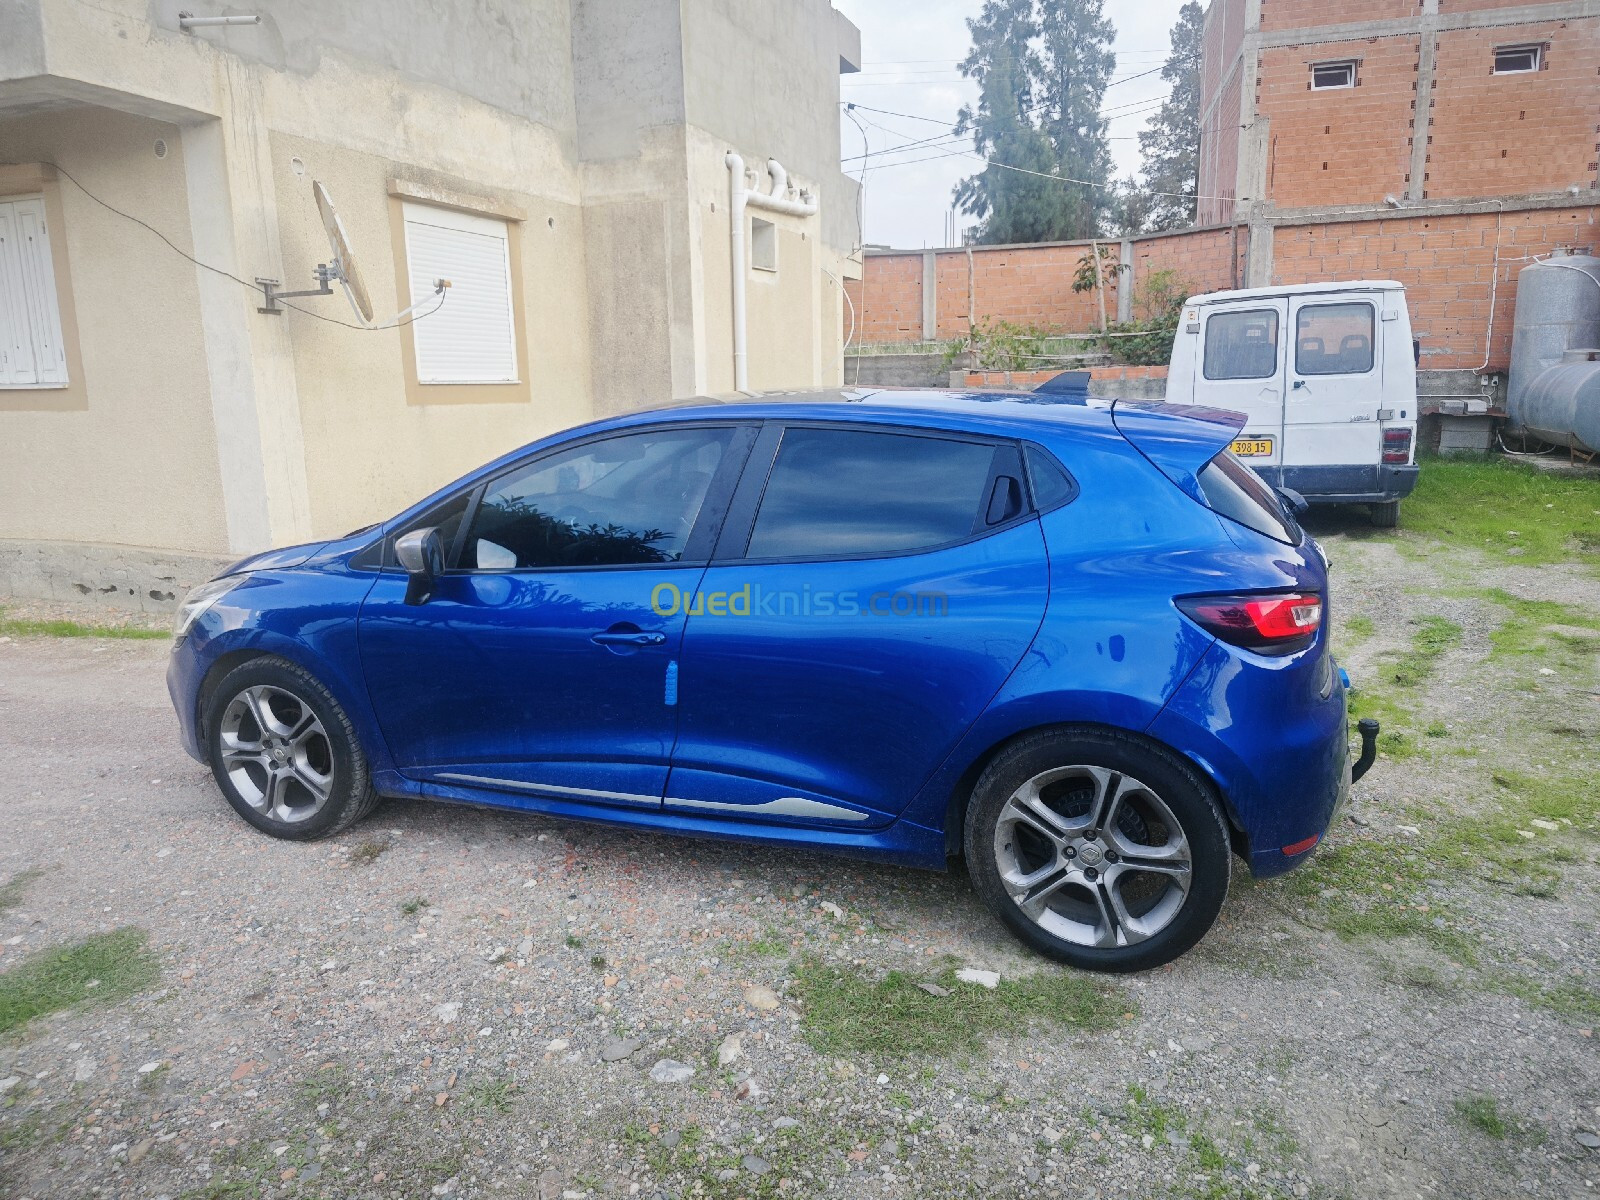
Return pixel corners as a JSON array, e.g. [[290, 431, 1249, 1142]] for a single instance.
[[1493, 44, 1542, 75], [751, 217, 778, 274], [1310, 60, 1358, 90], [400, 201, 518, 386], [0, 194, 69, 389]]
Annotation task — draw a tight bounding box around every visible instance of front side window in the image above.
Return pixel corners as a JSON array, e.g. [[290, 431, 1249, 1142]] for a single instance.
[[747, 428, 999, 559], [0, 195, 69, 389], [1493, 45, 1541, 75], [1296, 302, 1375, 375], [402, 202, 517, 385], [1203, 309, 1281, 380], [464, 427, 733, 569], [1311, 61, 1357, 90]]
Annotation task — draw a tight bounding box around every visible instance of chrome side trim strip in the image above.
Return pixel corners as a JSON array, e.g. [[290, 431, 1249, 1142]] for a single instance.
[[436, 774, 660, 807], [664, 795, 871, 823]]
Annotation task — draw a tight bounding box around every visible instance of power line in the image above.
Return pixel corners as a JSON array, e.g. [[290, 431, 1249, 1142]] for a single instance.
[[21, 160, 448, 331]]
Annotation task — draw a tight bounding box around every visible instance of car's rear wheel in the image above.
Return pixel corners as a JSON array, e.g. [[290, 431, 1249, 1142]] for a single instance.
[[1370, 500, 1401, 528], [964, 729, 1230, 972], [204, 657, 378, 841]]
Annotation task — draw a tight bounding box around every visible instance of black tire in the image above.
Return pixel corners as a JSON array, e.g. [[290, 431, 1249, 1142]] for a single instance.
[[963, 728, 1231, 973], [203, 656, 379, 841], [1370, 500, 1401, 528]]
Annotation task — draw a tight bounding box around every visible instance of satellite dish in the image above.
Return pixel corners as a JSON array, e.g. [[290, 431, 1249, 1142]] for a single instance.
[[313, 181, 374, 324]]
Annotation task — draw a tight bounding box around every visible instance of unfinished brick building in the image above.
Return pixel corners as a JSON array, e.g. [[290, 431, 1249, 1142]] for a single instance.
[[847, 0, 1600, 433]]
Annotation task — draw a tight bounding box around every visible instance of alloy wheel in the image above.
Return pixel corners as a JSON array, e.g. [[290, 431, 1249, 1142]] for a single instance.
[[217, 684, 335, 825], [992, 765, 1193, 948]]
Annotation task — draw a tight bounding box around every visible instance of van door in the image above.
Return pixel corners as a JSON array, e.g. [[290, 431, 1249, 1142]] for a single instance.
[[1192, 300, 1288, 486], [1283, 296, 1383, 479]]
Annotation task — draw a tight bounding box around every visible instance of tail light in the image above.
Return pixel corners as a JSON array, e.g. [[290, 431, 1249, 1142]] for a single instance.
[[1176, 592, 1324, 656], [1382, 428, 1413, 465]]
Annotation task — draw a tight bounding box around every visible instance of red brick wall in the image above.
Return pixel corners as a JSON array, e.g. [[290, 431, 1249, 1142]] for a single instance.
[[1198, 0, 1247, 226], [1424, 19, 1600, 199], [1272, 205, 1600, 368], [1259, 0, 1423, 33], [1260, 37, 1421, 208], [848, 206, 1600, 370]]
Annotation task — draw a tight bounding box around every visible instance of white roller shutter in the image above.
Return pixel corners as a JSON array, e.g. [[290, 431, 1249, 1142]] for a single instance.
[[402, 202, 517, 385], [0, 196, 69, 389]]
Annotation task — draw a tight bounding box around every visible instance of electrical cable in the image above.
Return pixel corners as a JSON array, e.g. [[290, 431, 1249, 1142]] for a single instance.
[[20, 160, 448, 331]]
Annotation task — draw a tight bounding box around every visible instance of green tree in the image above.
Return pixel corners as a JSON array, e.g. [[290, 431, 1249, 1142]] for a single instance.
[[953, 0, 1116, 244], [1135, 0, 1205, 231]]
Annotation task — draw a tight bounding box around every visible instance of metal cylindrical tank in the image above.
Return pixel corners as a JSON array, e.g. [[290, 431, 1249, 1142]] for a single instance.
[[1507, 249, 1600, 429], [1518, 348, 1600, 455]]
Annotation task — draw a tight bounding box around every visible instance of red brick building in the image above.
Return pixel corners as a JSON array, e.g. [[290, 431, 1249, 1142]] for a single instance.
[[847, 0, 1600, 399], [1199, 0, 1600, 223]]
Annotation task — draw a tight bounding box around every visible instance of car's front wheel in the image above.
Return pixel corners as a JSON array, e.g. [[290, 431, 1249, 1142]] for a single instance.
[[204, 656, 379, 840], [964, 729, 1230, 972]]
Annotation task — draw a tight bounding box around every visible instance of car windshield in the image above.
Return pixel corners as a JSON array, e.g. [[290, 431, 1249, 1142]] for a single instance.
[[1197, 452, 1301, 545]]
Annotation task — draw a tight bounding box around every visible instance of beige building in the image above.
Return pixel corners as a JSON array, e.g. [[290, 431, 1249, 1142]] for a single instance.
[[0, 0, 862, 608]]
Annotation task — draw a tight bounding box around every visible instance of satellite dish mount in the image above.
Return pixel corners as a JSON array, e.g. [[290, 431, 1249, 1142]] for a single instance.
[[256, 181, 386, 324], [257, 264, 341, 315]]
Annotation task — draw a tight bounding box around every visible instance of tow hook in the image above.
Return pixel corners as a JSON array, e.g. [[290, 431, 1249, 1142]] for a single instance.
[[1351, 718, 1380, 784]]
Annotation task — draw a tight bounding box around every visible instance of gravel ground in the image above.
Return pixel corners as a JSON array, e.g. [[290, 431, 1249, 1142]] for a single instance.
[[0, 516, 1597, 1200]]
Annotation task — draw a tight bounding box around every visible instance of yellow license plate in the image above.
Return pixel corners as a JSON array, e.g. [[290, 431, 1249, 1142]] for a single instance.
[[1231, 438, 1275, 458]]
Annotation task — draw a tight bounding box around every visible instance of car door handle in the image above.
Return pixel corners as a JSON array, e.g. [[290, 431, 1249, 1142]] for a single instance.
[[592, 628, 667, 647]]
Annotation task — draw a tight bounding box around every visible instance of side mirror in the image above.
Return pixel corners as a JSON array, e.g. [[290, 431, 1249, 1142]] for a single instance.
[[1276, 486, 1310, 517], [394, 527, 445, 606]]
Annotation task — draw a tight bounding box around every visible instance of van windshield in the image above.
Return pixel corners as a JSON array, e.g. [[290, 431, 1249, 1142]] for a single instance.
[[1197, 452, 1301, 545]]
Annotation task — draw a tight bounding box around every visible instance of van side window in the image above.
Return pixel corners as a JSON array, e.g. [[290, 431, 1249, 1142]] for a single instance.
[[1296, 303, 1375, 375], [1202, 310, 1280, 380]]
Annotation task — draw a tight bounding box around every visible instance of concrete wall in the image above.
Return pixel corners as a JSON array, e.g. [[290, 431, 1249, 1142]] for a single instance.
[[0, 0, 859, 576]]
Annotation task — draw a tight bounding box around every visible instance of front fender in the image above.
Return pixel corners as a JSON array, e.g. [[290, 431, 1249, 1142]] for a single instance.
[[176, 565, 387, 774]]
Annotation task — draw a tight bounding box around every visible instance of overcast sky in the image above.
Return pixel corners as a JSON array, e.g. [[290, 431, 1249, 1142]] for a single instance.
[[834, 0, 1192, 249]]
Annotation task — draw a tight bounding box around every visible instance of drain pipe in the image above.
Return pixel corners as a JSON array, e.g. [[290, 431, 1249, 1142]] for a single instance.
[[725, 153, 818, 392]]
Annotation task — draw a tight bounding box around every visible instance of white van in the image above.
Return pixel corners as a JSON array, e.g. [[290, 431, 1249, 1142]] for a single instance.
[[1164, 281, 1420, 526]]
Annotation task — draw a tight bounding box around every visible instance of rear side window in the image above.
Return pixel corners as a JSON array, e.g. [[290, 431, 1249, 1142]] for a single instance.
[[1296, 302, 1374, 375], [1203, 309, 1280, 380], [1198, 452, 1300, 545], [747, 428, 998, 559]]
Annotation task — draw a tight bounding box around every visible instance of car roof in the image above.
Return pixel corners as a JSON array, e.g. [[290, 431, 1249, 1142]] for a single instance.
[[1188, 279, 1404, 305], [612, 387, 1127, 438]]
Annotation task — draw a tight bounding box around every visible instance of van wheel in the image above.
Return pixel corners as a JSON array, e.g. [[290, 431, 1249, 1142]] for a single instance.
[[204, 657, 379, 841], [1370, 500, 1401, 528], [963, 729, 1230, 973]]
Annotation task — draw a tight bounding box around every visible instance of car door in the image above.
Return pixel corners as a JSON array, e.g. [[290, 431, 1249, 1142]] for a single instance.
[[662, 422, 1050, 829], [1192, 300, 1288, 487], [1283, 296, 1383, 475], [357, 423, 755, 809]]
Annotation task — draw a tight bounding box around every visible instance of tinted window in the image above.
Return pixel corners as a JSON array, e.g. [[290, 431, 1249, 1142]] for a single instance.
[[1198, 452, 1299, 545], [1296, 302, 1375, 375], [1025, 445, 1076, 511], [747, 428, 998, 559], [1203, 309, 1280, 380], [465, 427, 733, 569]]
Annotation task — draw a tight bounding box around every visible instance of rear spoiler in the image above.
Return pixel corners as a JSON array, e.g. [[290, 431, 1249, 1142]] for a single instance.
[[1110, 401, 1247, 502]]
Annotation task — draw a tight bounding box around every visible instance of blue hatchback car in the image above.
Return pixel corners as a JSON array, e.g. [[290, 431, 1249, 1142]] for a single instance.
[[169, 389, 1360, 972]]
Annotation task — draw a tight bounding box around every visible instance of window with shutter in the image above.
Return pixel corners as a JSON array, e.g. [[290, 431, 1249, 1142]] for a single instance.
[[401, 202, 518, 385], [0, 196, 69, 389]]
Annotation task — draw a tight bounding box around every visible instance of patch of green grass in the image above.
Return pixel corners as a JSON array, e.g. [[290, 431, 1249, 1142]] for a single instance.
[[1347, 616, 1463, 759], [464, 1076, 515, 1114], [400, 896, 429, 916], [0, 867, 45, 915], [295, 1063, 350, 1107], [1189, 1132, 1227, 1171], [1484, 972, 1600, 1023], [590, 954, 607, 970], [1123, 1084, 1185, 1142], [0, 610, 168, 640], [791, 956, 1128, 1059], [564, 934, 583, 950], [1399, 456, 1600, 568], [1341, 613, 1375, 647], [1429, 771, 1597, 896], [728, 926, 792, 960], [1452, 1094, 1510, 1139], [0, 927, 159, 1034], [1391, 616, 1463, 688], [1478, 588, 1600, 676]]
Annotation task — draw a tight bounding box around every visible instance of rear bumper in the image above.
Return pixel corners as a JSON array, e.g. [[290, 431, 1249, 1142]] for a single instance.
[[1271, 464, 1419, 505]]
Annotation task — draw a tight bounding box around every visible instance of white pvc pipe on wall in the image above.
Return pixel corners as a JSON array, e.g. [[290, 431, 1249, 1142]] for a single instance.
[[725, 153, 818, 393]]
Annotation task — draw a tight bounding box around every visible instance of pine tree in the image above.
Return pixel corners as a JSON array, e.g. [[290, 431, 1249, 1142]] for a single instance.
[[1135, 0, 1205, 231], [953, 0, 1115, 244]]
